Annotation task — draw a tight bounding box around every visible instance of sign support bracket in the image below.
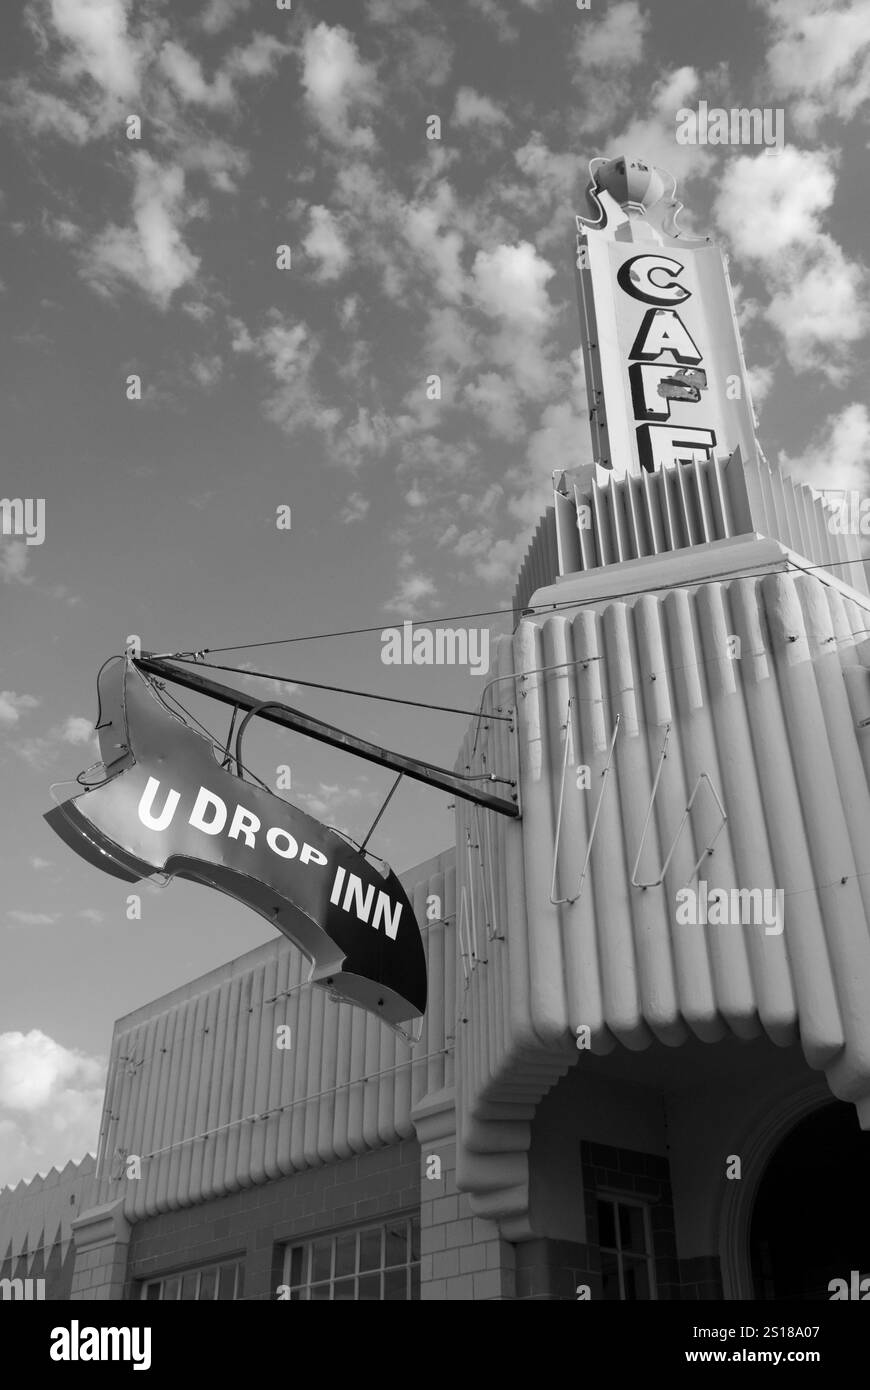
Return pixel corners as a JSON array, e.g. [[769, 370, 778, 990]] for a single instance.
[[134, 655, 520, 819]]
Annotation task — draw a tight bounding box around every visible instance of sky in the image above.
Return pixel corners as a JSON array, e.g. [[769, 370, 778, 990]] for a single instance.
[[1, 0, 869, 1188]]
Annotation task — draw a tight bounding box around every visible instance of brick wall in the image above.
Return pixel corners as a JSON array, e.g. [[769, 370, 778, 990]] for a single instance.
[[124, 1140, 420, 1301]]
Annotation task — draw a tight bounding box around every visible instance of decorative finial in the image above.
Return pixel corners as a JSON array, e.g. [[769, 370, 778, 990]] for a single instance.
[[578, 155, 704, 242]]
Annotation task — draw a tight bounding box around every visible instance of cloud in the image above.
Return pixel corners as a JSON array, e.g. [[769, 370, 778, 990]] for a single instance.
[[471, 241, 555, 330], [303, 206, 351, 282], [385, 571, 437, 616], [59, 715, 95, 744], [231, 312, 341, 438], [779, 402, 870, 494], [714, 148, 870, 382], [158, 33, 291, 110], [293, 781, 370, 826], [758, 0, 870, 134], [0, 692, 40, 727], [9, 709, 96, 769], [0, 1030, 104, 1189], [0, 539, 36, 585], [469, 241, 559, 400], [453, 87, 509, 129], [82, 152, 200, 309], [463, 372, 525, 439], [468, 0, 519, 43], [713, 146, 836, 260], [6, 910, 59, 927], [29, 856, 53, 870], [50, 0, 143, 103], [571, 0, 652, 130], [300, 23, 380, 149], [367, 0, 426, 20], [340, 492, 370, 523], [76, 908, 105, 923], [198, 0, 252, 34], [574, 0, 649, 70], [0, 80, 90, 142], [190, 353, 223, 388]]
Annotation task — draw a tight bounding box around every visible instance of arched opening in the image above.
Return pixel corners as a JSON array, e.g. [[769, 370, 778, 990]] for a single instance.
[[749, 1102, 870, 1300]]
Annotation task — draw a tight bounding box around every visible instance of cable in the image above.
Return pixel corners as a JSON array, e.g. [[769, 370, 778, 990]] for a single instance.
[[160, 552, 870, 659], [164, 658, 512, 722], [151, 684, 274, 795]]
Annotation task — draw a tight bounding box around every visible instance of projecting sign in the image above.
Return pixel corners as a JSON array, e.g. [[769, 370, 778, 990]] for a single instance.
[[575, 156, 759, 479], [44, 657, 427, 1024]]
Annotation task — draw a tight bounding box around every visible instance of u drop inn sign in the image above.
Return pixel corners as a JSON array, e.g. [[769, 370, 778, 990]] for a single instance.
[[45, 657, 428, 1025]]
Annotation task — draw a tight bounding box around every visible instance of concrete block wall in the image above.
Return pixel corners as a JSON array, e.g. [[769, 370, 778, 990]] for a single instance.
[[70, 1200, 131, 1301], [413, 1088, 516, 1300], [122, 1140, 420, 1300]]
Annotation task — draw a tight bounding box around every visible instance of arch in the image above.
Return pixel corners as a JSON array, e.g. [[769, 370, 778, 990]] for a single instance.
[[717, 1075, 832, 1299]]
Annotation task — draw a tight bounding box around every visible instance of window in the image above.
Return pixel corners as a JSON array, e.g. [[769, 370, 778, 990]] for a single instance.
[[282, 1217, 420, 1300], [141, 1258, 244, 1301], [596, 1196, 656, 1300]]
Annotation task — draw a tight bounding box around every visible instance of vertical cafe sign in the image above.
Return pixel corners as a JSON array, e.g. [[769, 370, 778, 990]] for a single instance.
[[574, 156, 758, 479]]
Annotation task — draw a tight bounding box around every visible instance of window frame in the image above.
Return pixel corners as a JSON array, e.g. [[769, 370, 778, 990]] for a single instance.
[[139, 1256, 244, 1301], [281, 1215, 420, 1301], [595, 1191, 658, 1301]]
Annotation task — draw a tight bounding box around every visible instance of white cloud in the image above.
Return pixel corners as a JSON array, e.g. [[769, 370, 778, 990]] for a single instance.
[[714, 148, 870, 382], [76, 908, 104, 923], [59, 715, 95, 744], [29, 856, 53, 870], [233, 313, 341, 438], [453, 87, 509, 128], [386, 571, 437, 615], [468, 0, 519, 42], [0, 539, 36, 584], [765, 240, 870, 380], [0, 1030, 104, 1189], [51, 0, 142, 102], [190, 354, 223, 388], [779, 402, 870, 494], [6, 911, 59, 927], [300, 23, 380, 149], [402, 190, 465, 302], [340, 491, 370, 523], [573, 0, 650, 71], [160, 33, 291, 108], [713, 147, 836, 260], [471, 241, 555, 330], [0, 692, 40, 727], [605, 65, 713, 184], [0, 80, 90, 142], [303, 206, 351, 282], [198, 0, 252, 34], [463, 372, 524, 439], [760, 0, 870, 133], [83, 152, 200, 309], [293, 781, 369, 826], [367, 0, 426, 20]]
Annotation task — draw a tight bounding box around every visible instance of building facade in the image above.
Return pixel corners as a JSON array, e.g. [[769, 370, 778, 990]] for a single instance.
[[5, 157, 870, 1301]]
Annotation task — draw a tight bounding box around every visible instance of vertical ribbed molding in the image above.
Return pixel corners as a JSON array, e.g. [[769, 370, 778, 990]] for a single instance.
[[452, 564, 870, 1227], [88, 851, 455, 1221], [0, 1154, 97, 1282], [528, 452, 868, 596]]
